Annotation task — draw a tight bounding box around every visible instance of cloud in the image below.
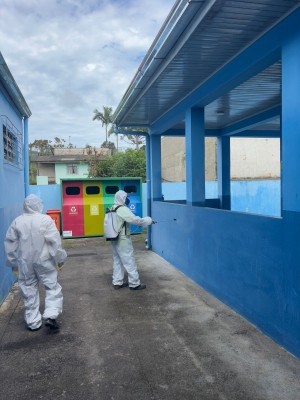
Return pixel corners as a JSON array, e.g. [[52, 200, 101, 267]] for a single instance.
[[0, 0, 175, 147], [50, 90, 86, 109]]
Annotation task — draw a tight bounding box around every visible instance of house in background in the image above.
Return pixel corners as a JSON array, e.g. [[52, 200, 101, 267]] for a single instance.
[[0, 52, 31, 305], [31, 147, 110, 184]]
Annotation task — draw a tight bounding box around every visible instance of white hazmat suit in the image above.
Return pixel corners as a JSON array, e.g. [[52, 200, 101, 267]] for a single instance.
[[111, 190, 152, 289], [4, 194, 67, 330]]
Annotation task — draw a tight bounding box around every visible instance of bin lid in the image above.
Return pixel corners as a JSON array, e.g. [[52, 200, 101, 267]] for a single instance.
[[46, 209, 61, 213]]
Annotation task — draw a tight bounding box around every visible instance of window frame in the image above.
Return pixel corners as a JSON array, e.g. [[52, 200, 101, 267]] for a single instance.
[[66, 164, 78, 175], [2, 115, 23, 170]]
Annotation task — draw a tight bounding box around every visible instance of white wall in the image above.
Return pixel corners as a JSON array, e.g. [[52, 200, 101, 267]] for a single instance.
[[161, 137, 280, 181], [161, 137, 217, 182], [38, 163, 55, 182], [230, 138, 280, 179]]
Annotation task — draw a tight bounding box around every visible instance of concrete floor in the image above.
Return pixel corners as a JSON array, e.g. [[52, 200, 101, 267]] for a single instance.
[[1, 235, 300, 400]]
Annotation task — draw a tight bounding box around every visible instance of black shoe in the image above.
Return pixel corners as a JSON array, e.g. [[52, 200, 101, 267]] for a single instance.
[[45, 318, 60, 331], [114, 282, 129, 290], [28, 325, 42, 331], [130, 284, 146, 291]]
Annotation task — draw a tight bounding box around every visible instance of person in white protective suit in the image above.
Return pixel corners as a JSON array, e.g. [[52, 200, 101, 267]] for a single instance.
[[111, 190, 153, 290], [4, 194, 67, 332]]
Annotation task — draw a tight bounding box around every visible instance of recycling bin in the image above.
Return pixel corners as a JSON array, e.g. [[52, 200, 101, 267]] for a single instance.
[[46, 209, 61, 233], [61, 178, 143, 238]]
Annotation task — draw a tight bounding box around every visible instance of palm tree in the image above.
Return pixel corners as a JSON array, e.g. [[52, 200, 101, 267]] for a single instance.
[[93, 106, 113, 142], [108, 124, 119, 152]]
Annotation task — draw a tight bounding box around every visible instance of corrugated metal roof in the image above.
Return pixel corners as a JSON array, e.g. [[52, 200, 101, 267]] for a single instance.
[[31, 155, 92, 163], [114, 0, 299, 132], [205, 61, 281, 129]]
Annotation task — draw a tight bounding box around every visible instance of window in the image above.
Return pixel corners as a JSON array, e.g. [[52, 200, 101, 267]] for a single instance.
[[105, 186, 119, 194], [67, 164, 78, 174], [66, 187, 80, 195], [124, 185, 137, 194], [2, 115, 23, 169], [86, 186, 100, 195]]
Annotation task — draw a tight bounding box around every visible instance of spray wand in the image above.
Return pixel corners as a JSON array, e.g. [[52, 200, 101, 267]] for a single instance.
[[152, 219, 177, 224]]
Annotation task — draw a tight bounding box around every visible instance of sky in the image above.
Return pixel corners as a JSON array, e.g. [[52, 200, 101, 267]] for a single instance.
[[0, 0, 175, 149]]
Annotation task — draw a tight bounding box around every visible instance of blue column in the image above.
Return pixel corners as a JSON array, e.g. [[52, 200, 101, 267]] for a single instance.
[[146, 134, 152, 249], [282, 32, 300, 212], [150, 134, 162, 201], [23, 117, 29, 197], [185, 107, 205, 206], [280, 114, 282, 215], [217, 136, 231, 210]]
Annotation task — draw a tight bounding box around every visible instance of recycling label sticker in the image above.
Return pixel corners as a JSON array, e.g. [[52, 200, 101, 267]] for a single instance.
[[69, 206, 78, 215], [90, 204, 99, 215], [129, 204, 136, 211]]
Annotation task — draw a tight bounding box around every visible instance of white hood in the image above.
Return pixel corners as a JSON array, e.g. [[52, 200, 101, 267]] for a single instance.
[[23, 194, 43, 214], [114, 190, 127, 206]]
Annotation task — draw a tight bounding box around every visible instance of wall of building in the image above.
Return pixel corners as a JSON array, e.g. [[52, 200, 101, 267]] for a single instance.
[[54, 148, 110, 156], [55, 163, 89, 184], [0, 91, 25, 305], [33, 180, 281, 225], [37, 163, 55, 182], [150, 200, 299, 358], [161, 137, 217, 182], [161, 137, 280, 182], [28, 184, 62, 212], [231, 138, 280, 179]]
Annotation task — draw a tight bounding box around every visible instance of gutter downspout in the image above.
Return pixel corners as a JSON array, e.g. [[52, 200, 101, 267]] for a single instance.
[[145, 133, 152, 250], [114, 128, 152, 249], [23, 117, 29, 197]]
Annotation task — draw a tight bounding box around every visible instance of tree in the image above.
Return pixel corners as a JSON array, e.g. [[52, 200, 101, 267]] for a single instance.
[[29, 139, 53, 156], [108, 124, 120, 151], [88, 148, 146, 181], [113, 149, 146, 180], [93, 106, 114, 142], [88, 155, 114, 178], [52, 137, 66, 148], [101, 141, 117, 154], [29, 137, 68, 156], [120, 127, 147, 150]]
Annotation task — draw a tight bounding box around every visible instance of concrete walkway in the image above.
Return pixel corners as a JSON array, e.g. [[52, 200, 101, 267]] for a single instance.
[[1, 235, 300, 400]]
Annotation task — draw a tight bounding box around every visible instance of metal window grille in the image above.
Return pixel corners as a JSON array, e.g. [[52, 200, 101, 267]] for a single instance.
[[67, 164, 78, 174], [2, 115, 23, 170]]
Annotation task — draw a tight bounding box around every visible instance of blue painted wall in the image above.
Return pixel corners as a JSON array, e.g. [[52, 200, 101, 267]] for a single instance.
[[150, 201, 299, 358], [0, 91, 25, 305], [28, 184, 62, 212], [142, 181, 280, 218], [35, 181, 281, 219], [231, 180, 280, 217]]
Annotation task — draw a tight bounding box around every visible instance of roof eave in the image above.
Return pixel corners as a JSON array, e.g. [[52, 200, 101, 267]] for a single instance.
[[0, 52, 32, 118], [114, 0, 219, 126]]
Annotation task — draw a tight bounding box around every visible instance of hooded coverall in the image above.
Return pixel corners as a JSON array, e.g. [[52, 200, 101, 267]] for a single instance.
[[4, 194, 67, 330], [111, 190, 152, 288]]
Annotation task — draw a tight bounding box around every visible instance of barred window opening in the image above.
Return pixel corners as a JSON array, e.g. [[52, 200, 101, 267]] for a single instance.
[[2, 115, 23, 170]]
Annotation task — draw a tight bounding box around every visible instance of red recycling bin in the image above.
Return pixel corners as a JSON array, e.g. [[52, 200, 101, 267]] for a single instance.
[[46, 210, 61, 233]]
